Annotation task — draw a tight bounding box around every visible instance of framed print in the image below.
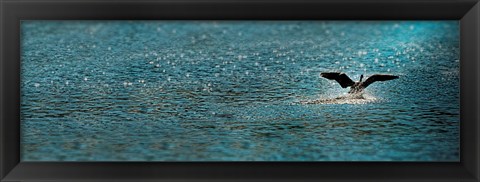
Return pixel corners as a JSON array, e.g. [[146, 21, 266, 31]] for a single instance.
[[1, 0, 479, 181], [19, 20, 459, 162]]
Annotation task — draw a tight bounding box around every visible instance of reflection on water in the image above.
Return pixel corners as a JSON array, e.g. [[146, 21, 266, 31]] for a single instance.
[[20, 21, 459, 161]]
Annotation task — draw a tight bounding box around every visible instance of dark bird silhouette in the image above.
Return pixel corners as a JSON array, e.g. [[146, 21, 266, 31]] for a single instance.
[[321, 72, 399, 94]]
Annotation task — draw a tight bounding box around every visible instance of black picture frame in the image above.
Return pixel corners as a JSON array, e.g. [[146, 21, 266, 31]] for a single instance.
[[1, 0, 479, 181]]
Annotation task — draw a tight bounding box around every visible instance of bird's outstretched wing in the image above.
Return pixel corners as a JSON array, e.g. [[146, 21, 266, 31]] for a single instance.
[[320, 72, 355, 88], [363, 74, 399, 88]]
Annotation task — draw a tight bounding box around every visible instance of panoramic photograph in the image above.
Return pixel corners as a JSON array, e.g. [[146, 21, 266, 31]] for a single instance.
[[20, 21, 459, 161]]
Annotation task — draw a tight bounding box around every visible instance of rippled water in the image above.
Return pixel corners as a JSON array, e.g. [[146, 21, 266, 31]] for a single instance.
[[20, 21, 459, 161]]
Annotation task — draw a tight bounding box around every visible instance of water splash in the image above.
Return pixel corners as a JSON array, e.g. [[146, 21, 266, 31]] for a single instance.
[[298, 93, 379, 105]]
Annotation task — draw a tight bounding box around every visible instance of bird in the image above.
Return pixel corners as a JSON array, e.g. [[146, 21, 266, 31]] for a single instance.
[[320, 72, 399, 94]]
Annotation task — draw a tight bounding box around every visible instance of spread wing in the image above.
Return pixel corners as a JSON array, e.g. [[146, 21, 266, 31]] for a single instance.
[[363, 74, 399, 88], [320, 72, 355, 88]]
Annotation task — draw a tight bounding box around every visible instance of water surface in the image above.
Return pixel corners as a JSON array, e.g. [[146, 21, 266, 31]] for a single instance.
[[21, 21, 459, 161]]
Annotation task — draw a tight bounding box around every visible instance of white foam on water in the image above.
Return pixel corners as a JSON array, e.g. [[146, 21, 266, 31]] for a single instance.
[[298, 93, 379, 105]]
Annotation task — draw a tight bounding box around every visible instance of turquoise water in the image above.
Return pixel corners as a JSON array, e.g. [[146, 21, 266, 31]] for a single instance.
[[20, 21, 459, 161]]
